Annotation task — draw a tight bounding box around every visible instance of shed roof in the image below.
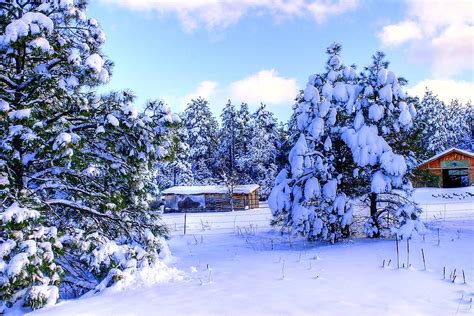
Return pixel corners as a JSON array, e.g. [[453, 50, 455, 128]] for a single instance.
[[419, 147, 474, 167], [162, 184, 260, 195]]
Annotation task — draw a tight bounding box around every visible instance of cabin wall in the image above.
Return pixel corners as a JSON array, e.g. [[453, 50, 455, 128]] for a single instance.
[[164, 190, 260, 212], [416, 151, 474, 187]]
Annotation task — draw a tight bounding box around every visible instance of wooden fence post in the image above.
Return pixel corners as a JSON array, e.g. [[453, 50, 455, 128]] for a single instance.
[[184, 213, 187, 235]]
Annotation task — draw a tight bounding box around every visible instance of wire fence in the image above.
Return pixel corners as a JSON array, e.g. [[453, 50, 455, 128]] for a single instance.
[[162, 207, 273, 236], [419, 202, 474, 222], [162, 201, 474, 236]]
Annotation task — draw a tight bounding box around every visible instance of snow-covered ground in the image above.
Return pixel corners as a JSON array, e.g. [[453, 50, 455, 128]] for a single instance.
[[27, 188, 474, 316], [31, 222, 473, 315]]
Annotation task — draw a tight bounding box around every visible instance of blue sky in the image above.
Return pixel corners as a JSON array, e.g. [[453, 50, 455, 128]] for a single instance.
[[89, 0, 473, 122]]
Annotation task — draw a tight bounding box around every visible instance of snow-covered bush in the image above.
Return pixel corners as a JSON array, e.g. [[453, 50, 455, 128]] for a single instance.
[[0, 203, 63, 310]]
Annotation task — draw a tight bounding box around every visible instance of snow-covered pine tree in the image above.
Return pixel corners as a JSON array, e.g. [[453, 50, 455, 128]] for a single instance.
[[461, 101, 474, 151], [216, 100, 238, 180], [446, 99, 472, 150], [0, 2, 178, 310], [248, 103, 280, 199], [235, 102, 253, 183], [180, 97, 219, 184], [413, 89, 450, 158], [342, 51, 423, 238], [269, 44, 354, 242], [156, 119, 193, 188]]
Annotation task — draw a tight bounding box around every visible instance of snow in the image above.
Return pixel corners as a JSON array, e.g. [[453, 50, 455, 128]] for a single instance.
[[3, 12, 54, 44], [52, 132, 72, 150], [85, 53, 105, 73], [343, 66, 356, 80], [6, 253, 29, 278], [3, 20, 29, 43], [163, 184, 260, 195], [378, 84, 393, 103], [1, 203, 40, 224], [332, 82, 348, 102], [106, 114, 119, 127], [0, 240, 16, 258], [322, 82, 333, 100], [323, 136, 332, 151], [308, 117, 324, 139], [303, 84, 319, 104], [371, 171, 389, 193], [99, 68, 109, 83], [318, 101, 330, 118], [304, 177, 320, 200], [288, 135, 307, 177], [29, 37, 52, 53], [0, 100, 10, 112], [9, 109, 31, 120], [27, 285, 59, 308], [368, 103, 383, 121], [377, 68, 388, 86], [31, 217, 474, 316], [322, 179, 337, 200]]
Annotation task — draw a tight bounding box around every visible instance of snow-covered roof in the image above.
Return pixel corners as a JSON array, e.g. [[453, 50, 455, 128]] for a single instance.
[[419, 147, 474, 167], [162, 184, 260, 195]]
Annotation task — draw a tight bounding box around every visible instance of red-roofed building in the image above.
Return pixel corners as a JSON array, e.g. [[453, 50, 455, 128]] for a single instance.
[[416, 148, 474, 188]]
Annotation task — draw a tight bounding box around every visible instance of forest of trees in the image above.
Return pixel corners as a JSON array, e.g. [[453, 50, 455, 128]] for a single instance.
[[0, 1, 472, 312]]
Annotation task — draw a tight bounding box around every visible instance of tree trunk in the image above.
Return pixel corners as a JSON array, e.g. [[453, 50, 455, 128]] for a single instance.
[[370, 192, 380, 237]]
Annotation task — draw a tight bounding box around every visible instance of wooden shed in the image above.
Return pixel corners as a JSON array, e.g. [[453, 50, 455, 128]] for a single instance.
[[416, 148, 474, 188], [162, 184, 260, 212]]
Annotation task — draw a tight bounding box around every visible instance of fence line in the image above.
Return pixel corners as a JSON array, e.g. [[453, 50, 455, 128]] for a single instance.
[[162, 202, 473, 236]]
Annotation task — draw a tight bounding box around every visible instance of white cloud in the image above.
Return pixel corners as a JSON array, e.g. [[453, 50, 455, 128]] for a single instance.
[[407, 79, 474, 104], [99, 0, 360, 31], [178, 69, 298, 113], [378, 0, 474, 78], [182, 80, 218, 103], [308, 0, 358, 23], [379, 20, 422, 46], [229, 69, 298, 105]]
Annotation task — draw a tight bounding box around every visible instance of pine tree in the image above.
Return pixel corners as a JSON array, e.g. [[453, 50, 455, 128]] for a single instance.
[[235, 103, 253, 183], [270, 45, 424, 242], [0, 2, 177, 310], [413, 90, 450, 157], [156, 122, 193, 188], [248, 104, 280, 199], [217, 100, 238, 180], [343, 51, 422, 238], [446, 99, 471, 150], [181, 97, 219, 184], [269, 44, 354, 242]]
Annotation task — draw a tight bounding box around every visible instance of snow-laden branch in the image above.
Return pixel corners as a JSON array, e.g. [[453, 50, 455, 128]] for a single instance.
[[45, 199, 118, 220]]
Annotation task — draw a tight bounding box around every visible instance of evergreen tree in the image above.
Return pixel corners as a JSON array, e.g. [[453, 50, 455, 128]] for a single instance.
[[235, 103, 252, 183], [156, 121, 193, 188], [461, 101, 474, 151], [446, 99, 472, 150], [0, 2, 177, 310], [270, 45, 424, 242], [413, 90, 450, 158], [248, 104, 280, 199], [342, 51, 422, 238], [181, 97, 219, 184], [217, 100, 238, 179], [269, 44, 355, 242]]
